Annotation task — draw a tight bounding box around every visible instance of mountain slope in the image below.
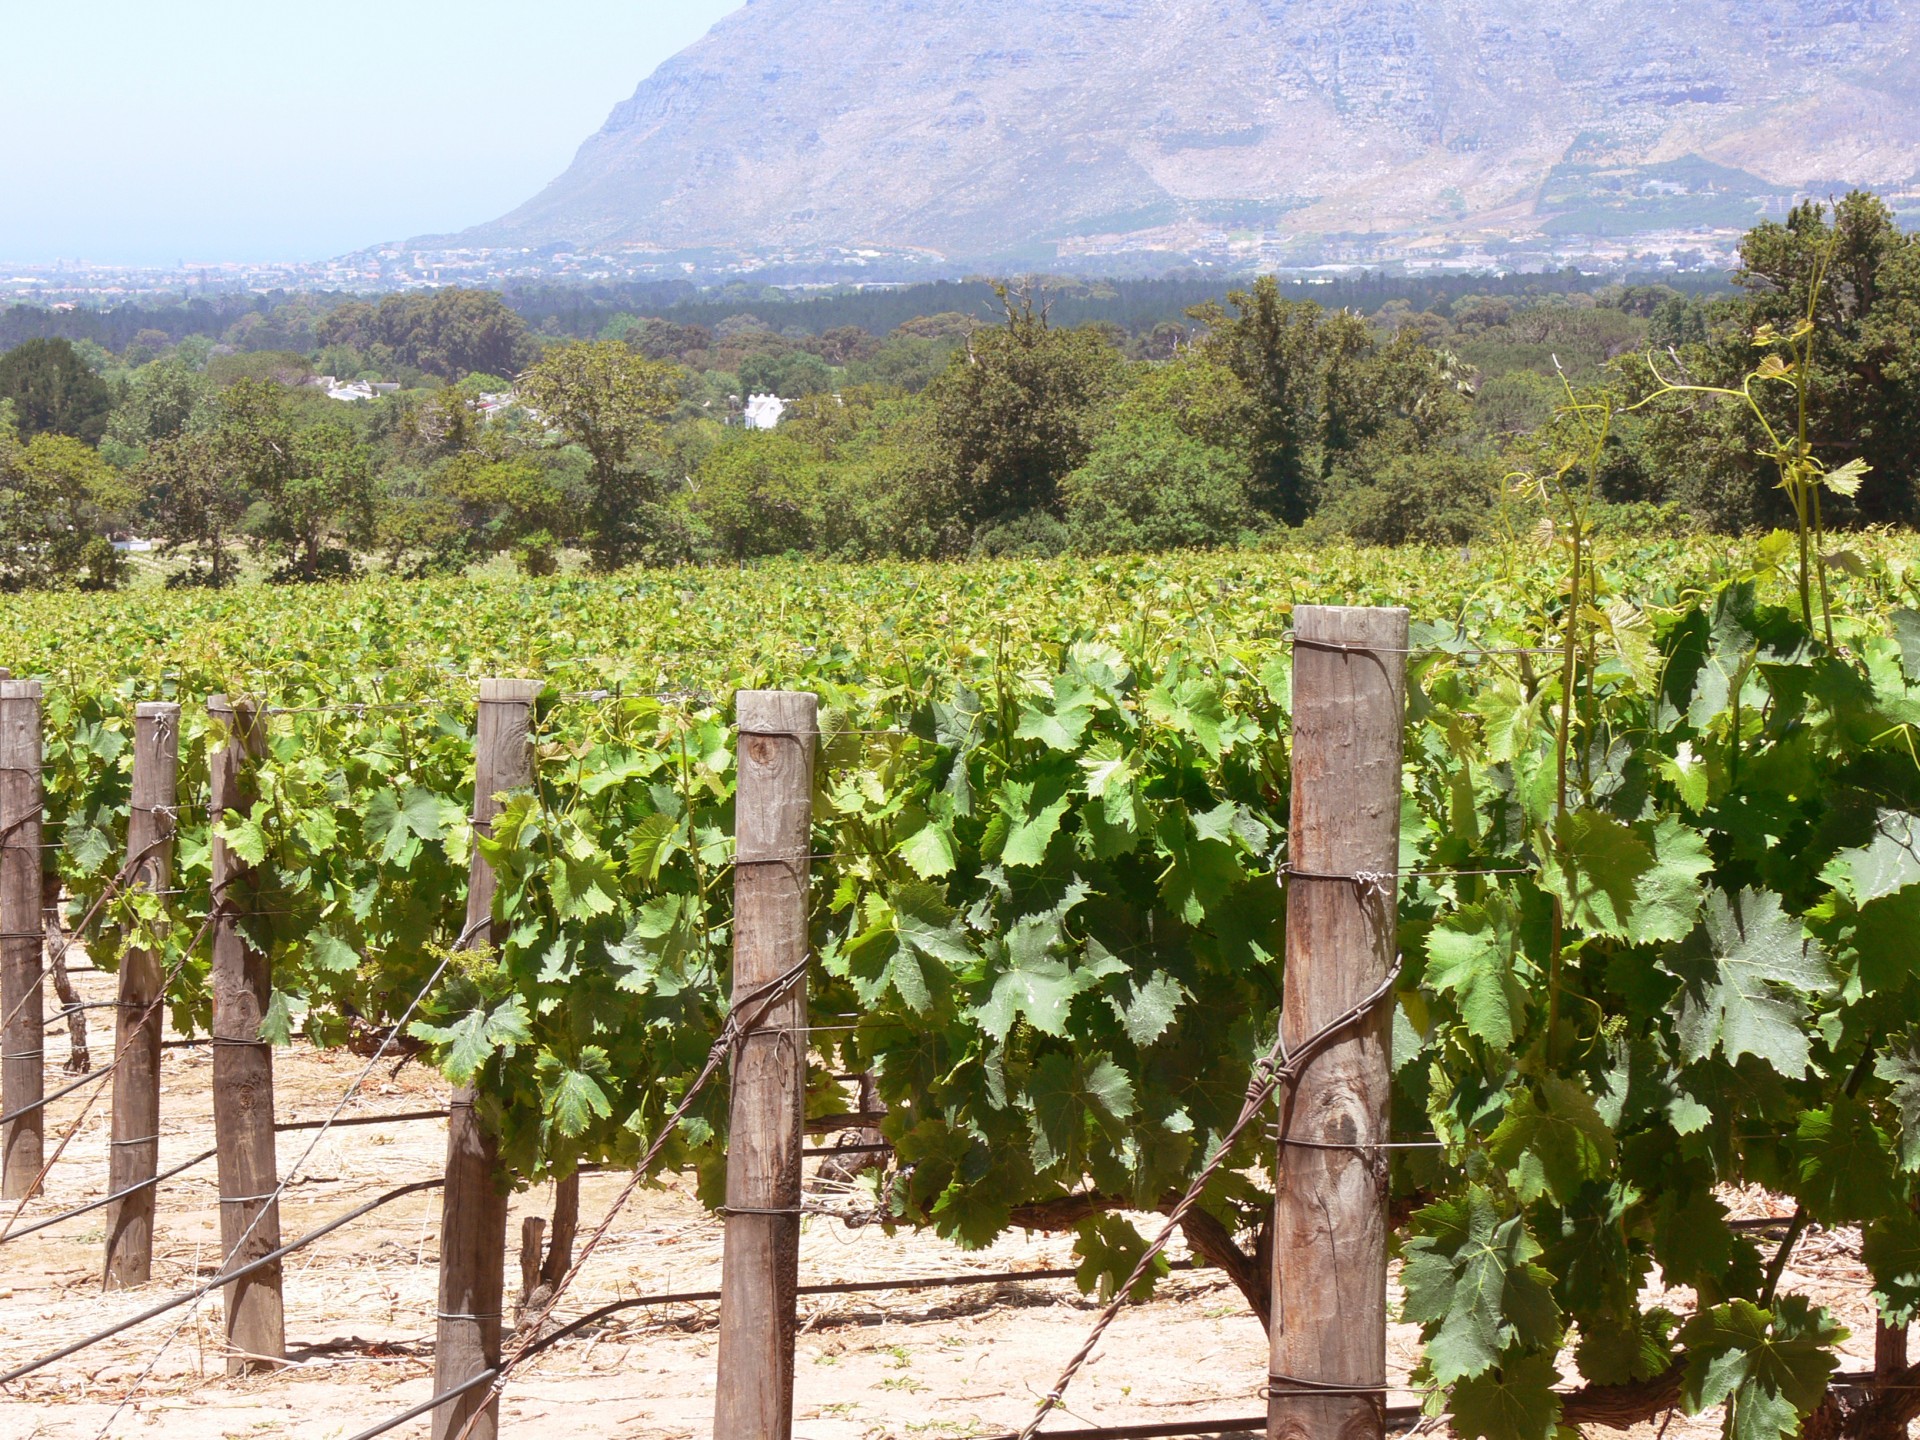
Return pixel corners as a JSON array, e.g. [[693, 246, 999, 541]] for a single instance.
[[448, 0, 1920, 260]]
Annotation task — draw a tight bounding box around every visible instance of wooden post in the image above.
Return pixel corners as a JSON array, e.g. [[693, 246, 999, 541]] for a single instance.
[[715, 691, 817, 1440], [208, 695, 284, 1374], [104, 702, 182, 1290], [539, 1171, 579, 1292], [1269, 606, 1407, 1440], [1, 679, 44, 1201], [433, 679, 539, 1440]]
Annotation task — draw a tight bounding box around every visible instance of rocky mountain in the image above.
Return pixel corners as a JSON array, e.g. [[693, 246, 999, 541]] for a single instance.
[[444, 0, 1920, 264]]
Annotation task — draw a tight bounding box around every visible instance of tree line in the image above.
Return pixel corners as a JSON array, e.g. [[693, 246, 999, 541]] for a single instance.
[[0, 194, 1914, 590]]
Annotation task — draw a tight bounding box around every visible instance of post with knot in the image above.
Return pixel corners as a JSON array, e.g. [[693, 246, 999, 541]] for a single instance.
[[1269, 606, 1408, 1440], [208, 694, 284, 1373], [714, 691, 817, 1440], [103, 701, 182, 1289], [433, 678, 540, 1440], [0, 678, 43, 1200]]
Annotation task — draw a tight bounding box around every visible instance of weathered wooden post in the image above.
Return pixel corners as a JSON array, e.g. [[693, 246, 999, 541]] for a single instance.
[[0, 679, 43, 1201], [104, 702, 182, 1290], [208, 695, 284, 1373], [1269, 606, 1407, 1440], [715, 691, 817, 1440], [433, 678, 539, 1440]]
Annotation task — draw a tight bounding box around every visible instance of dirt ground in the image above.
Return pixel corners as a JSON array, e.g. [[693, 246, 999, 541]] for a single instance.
[[0, 964, 1890, 1440]]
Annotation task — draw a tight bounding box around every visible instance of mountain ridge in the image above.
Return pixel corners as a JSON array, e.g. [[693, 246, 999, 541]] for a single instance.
[[432, 0, 1920, 264]]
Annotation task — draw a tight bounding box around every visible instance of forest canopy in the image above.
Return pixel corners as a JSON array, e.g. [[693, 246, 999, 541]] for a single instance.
[[1, 194, 1915, 591]]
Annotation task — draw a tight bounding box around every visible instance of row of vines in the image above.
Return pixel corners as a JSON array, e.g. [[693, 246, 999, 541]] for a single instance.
[[9, 527, 1920, 1439]]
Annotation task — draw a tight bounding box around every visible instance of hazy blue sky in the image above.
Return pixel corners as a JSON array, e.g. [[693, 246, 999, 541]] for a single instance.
[[0, 1, 741, 265]]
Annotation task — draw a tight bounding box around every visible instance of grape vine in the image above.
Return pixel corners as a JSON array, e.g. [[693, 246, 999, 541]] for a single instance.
[[4, 532, 1919, 1440]]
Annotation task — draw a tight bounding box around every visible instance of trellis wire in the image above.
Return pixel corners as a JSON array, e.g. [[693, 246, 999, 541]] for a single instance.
[[0, 1110, 451, 1249], [83, 911, 490, 1436], [1014, 959, 1404, 1440], [448, 950, 820, 1440], [0, 1177, 446, 1387]]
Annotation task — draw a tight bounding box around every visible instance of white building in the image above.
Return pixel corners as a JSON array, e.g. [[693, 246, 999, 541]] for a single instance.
[[743, 393, 787, 431]]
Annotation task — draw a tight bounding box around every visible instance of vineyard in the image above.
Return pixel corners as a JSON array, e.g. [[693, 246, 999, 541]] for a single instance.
[[2, 533, 1919, 1440]]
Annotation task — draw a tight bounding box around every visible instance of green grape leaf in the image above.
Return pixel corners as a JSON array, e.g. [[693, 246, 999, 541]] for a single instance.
[[1822, 810, 1920, 907], [1144, 678, 1226, 758], [1822, 457, 1871, 497], [1668, 889, 1827, 1078], [411, 996, 532, 1085], [64, 822, 114, 873], [1873, 1037, 1920, 1171], [893, 882, 976, 968], [1794, 1094, 1901, 1225], [975, 909, 1118, 1043], [843, 883, 974, 1013], [367, 785, 452, 865], [1077, 738, 1131, 799], [1473, 680, 1541, 766], [626, 812, 679, 883], [1112, 969, 1186, 1047], [1863, 1209, 1920, 1326], [1575, 1309, 1677, 1386], [1402, 1188, 1561, 1384], [1015, 673, 1101, 752], [1894, 610, 1920, 682], [1541, 810, 1653, 940], [1155, 804, 1245, 926], [1658, 741, 1712, 815], [309, 931, 360, 974], [1425, 896, 1527, 1049], [259, 988, 301, 1047], [1448, 1352, 1563, 1440], [217, 810, 270, 868], [1073, 1213, 1166, 1301], [997, 778, 1072, 868], [608, 894, 699, 997], [1651, 1187, 1741, 1293], [898, 818, 956, 879], [929, 690, 984, 752], [1628, 816, 1714, 947], [1028, 1051, 1136, 1173], [540, 1046, 614, 1138], [1487, 1078, 1617, 1206], [1678, 1298, 1841, 1440]]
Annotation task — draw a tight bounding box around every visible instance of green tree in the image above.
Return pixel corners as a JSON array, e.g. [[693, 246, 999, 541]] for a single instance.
[[140, 379, 291, 586], [1638, 192, 1920, 529], [739, 349, 838, 399], [924, 291, 1125, 531], [105, 359, 211, 452], [689, 431, 821, 559], [1189, 279, 1343, 524], [0, 338, 113, 443], [518, 341, 681, 570], [315, 289, 539, 382], [1061, 411, 1253, 553], [0, 427, 133, 590], [250, 422, 378, 582], [436, 452, 581, 574], [1311, 446, 1494, 545]]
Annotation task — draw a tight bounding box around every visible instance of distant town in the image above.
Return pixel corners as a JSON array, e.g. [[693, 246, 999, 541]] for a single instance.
[[1, 223, 1765, 305]]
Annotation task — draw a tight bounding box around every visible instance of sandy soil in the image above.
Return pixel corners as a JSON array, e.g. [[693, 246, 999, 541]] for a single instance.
[[0, 965, 1889, 1440]]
